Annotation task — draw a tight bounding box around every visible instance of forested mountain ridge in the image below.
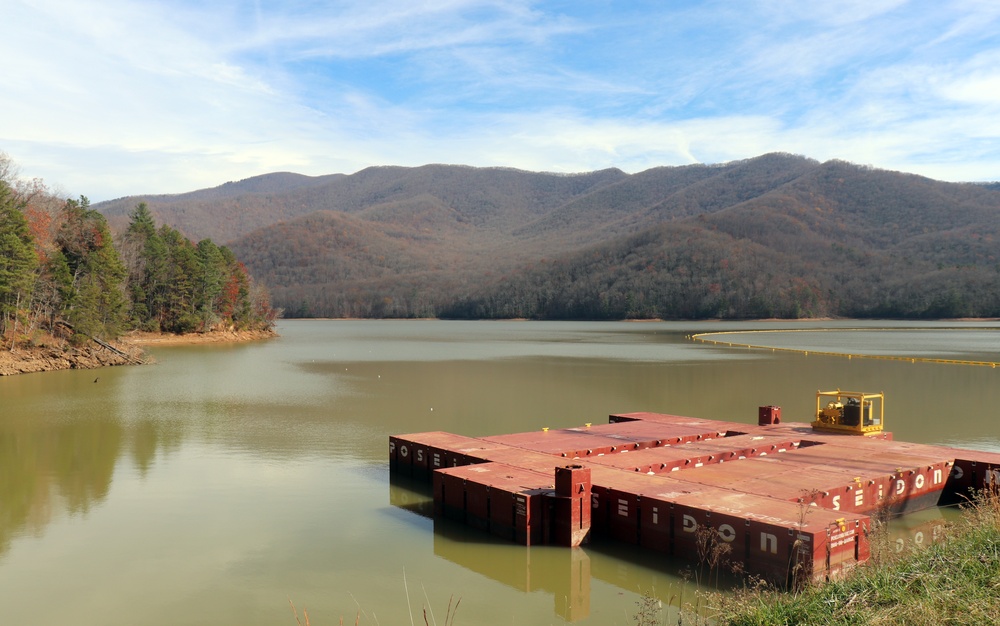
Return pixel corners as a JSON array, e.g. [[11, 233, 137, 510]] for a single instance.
[[95, 165, 627, 243], [93, 154, 1000, 320], [96, 172, 345, 243]]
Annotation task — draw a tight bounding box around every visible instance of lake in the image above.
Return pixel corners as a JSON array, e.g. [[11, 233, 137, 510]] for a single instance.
[[1, 319, 999, 625]]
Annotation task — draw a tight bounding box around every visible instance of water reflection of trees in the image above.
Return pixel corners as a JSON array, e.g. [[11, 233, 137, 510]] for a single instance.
[[0, 419, 119, 555], [0, 417, 185, 558], [130, 419, 185, 477]]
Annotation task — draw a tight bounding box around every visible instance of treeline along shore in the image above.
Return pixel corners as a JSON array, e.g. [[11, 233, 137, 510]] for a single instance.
[[1, 152, 276, 376]]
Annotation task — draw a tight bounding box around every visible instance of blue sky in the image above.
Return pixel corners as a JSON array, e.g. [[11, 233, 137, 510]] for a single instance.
[[3, 0, 1000, 201]]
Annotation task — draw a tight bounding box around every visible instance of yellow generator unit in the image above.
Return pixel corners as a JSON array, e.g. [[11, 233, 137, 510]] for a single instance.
[[812, 389, 884, 436]]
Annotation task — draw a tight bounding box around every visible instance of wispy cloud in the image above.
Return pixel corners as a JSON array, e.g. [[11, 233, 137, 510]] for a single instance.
[[3, 0, 999, 201]]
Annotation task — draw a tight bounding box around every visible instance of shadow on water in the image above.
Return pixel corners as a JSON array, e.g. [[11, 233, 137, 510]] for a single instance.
[[389, 472, 726, 622]]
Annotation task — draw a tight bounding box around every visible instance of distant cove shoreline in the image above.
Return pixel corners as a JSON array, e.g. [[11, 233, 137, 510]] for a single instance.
[[0, 329, 276, 376]]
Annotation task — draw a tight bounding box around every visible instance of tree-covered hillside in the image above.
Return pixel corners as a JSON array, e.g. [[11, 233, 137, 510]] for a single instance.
[[1, 153, 275, 351], [88, 153, 1000, 320], [232, 156, 1000, 320]]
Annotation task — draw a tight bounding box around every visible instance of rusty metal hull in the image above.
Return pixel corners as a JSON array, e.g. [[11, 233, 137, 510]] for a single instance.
[[390, 412, 1000, 585]]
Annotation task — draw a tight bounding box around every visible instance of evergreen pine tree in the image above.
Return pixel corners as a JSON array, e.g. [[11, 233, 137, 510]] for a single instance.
[[122, 202, 169, 330], [0, 180, 38, 344], [158, 225, 200, 333], [56, 197, 128, 341], [195, 239, 226, 330]]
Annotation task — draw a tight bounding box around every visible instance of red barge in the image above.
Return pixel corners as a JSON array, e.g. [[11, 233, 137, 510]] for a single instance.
[[389, 391, 1000, 586]]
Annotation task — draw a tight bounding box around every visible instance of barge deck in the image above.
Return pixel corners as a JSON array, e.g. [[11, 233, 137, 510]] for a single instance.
[[389, 408, 1000, 586]]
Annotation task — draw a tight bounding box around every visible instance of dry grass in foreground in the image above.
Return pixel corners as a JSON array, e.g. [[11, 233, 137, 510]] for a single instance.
[[710, 488, 1000, 626]]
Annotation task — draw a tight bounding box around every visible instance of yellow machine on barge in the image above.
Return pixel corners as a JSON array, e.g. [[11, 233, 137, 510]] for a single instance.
[[812, 389, 885, 436]]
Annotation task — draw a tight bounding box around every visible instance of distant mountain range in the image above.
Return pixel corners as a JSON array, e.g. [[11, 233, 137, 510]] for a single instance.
[[95, 153, 1000, 319]]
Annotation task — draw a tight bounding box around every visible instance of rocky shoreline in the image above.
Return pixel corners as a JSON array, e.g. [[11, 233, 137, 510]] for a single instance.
[[0, 329, 276, 376]]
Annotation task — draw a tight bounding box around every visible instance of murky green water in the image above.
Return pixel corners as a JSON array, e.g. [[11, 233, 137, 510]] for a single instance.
[[1, 320, 998, 625]]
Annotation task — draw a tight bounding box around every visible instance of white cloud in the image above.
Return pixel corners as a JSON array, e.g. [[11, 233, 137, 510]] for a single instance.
[[755, 0, 910, 28], [3, 0, 1000, 201], [927, 0, 1000, 45]]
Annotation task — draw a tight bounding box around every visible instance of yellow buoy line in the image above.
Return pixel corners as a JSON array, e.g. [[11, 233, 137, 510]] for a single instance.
[[689, 328, 1000, 368]]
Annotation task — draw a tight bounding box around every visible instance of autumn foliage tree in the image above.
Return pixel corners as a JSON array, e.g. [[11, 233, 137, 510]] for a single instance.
[[1, 153, 275, 350]]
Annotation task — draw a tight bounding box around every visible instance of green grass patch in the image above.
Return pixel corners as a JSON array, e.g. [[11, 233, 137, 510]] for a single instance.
[[708, 489, 1000, 626]]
